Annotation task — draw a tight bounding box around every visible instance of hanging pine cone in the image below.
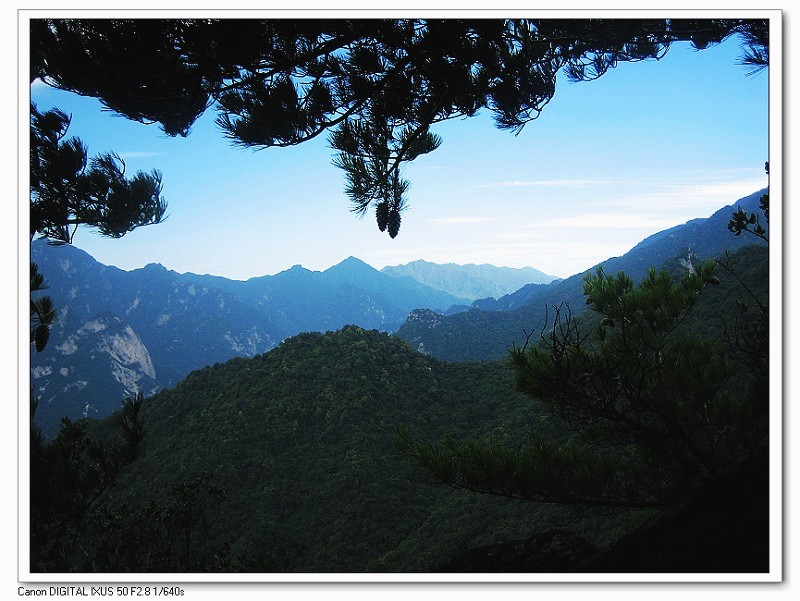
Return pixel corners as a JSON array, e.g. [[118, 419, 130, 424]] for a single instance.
[[376, 200, 389, 232], [387, 205, 401, 239]]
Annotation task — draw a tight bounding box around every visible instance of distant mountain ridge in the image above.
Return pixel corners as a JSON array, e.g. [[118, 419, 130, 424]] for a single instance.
[[180, 255, 468, 334], [396, 189, 769, 361], [30, 188, 767, 434], [469, 188, 768, 314], [381, 259, 558, 302], [30, 246, 465, 436]]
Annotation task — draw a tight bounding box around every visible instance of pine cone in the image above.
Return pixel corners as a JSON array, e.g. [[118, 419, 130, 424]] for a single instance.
[[376, 201, 388, 232], [387, 206, 401, 239]]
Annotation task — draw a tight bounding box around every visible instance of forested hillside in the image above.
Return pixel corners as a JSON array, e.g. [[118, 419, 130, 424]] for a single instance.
[[107, 328, 580, 572], [30, 242, 466, 436], [31, 239, 769, 572], [35, 326, 656, 572]]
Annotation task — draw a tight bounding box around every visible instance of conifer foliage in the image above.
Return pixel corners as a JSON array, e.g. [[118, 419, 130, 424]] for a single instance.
[[31, 18, 768, 237], [30, 395, 145, 571], [30, 262, 56, 353], [27, 16, 771, 572], [30, 103, 167, 245], [398, 262, 768, 508], [29, 103, 167, 354]]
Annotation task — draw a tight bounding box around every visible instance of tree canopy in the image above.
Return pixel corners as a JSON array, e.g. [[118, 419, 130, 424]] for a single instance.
[[31, 18, 768, 237], [397, 258, 769, 509], [29, 103, 167, 352], [30, 103, 167, 245]]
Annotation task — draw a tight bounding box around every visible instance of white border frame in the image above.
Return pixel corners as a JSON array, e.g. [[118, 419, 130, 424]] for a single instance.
[[17, 8, 784, 586]]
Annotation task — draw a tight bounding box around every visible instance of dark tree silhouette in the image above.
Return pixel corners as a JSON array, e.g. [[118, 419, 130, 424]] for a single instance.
[[397, 262, 767, 509], [30, 103, 167, 245], [31, 18, 768, 236], [29, 103, 167, 352], [27, 16, 772, 573], [30, 395, 145, 571]]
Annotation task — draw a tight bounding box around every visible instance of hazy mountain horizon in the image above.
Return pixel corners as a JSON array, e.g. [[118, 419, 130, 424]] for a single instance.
[[57, 251, 556, 284]]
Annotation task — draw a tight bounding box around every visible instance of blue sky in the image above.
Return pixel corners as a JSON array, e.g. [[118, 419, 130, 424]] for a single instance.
[[29, 30, 769, 281]]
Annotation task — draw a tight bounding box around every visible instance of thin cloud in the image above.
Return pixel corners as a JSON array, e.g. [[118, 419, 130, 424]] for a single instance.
[[425, 216, 496, 225], [681, 166, 766, 180], [512, 213, 684, 232], [479, 179, 619, 189], [664, 179, 768, 199], [598, 177, 768, 211]]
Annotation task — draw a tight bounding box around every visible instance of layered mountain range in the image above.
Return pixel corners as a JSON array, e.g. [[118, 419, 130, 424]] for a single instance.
[[92, 239, 769, 571], [29, 244, 548, 436], [30, 187, 770, 572], [381, 260, 558, 302], [30, 188, 767, 436]]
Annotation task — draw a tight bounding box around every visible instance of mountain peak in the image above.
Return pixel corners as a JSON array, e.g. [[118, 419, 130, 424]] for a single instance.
[[325, 256, 377, 274], [342, 256, 372, 267], [275, 263, 311, 275]]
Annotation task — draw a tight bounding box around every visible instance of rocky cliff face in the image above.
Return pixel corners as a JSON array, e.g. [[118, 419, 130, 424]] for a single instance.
[[30, 240, 285, 436], [32, 314, 160, 439], [29, 240, 467, 436]]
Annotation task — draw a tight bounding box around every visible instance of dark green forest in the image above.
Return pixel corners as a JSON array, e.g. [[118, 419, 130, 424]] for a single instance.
[[30, 242, 769, 573]]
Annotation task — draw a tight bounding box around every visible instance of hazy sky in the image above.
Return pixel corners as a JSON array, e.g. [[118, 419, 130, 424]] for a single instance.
[[28, 27, 769, 280]]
